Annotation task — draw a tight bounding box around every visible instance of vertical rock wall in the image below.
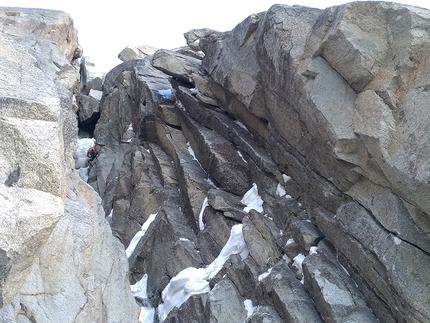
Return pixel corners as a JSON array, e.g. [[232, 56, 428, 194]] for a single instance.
[[0, 7, 138, 322], [88, 2, 430, 323]]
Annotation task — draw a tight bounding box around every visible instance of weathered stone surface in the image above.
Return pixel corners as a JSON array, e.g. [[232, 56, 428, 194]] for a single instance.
[[246, 305, 284, 323], [196, 206, 233, 264], [14, 172, 139, 322], [243, 211, 282, 271], [76, 94, 99, 122], [52, 2, 430, 322], [118, 45, 147, 62], [0, 6, 79, 309], [0, 8, 138, 322], [207, 188, 245, 213], [260, 260, 323, 323], [0, 7, 79, 62], [0, 186, 63, 307], [184, 28, 220, 51], [155, 121, 213, 226], [205, 279, 248, 323], [289, 220, 325, 252], [316, 203, 430, 323], [152, 49, 202, 83], [302, 249, 379, 323], [79, 56, 104, 94], [179, 108, 250, 195]]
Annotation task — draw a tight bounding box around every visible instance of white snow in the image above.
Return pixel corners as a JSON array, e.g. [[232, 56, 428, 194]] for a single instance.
[[286, 238, 295, 246], [241, 183, 264, 213], [89, 89, 103, 100], [125, 213, 157, 258], [130, 274, 155, 323], [309, 246, 318, 255], [74, 137, 95, 169], [282, 174, 291, 183], [204, 177, 217, 187], [244, 299, 254, 317], [78, 166, 89, 182], [258, 267, 272, 281], [198, 197, 209, 231], [157, 224, 249, 321], [186, 142, 198, 161], [276, 183, 287, 197], [293, 253, 306, 276], [393, 236, 402, 245], [234, 120, 248, 130], [237, 150, 247, 163]]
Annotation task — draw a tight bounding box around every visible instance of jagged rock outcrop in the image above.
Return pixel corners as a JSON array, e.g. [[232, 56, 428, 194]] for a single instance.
[[89, 2, 430, 323], [0, 7, 138, 322]]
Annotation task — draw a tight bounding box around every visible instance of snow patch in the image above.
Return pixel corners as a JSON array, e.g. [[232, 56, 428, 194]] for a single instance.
[[258, 267, 272, 281], [293, 253, 306, 277], [282, 174, 291, 183], [78, 166, 89, 182], [237, 150, 247, 163], [393, 236, 402, 245], [244, 299, 254, 318], [309, 246, 318, 255], [126, 213, 157, 258], [89, 89, 102, 100], [130, 275, 155, 323], [276, 183, 287, 197], [157, 224, 249, 321], [286, 238, 295, 246], [198, 197, 209, 231], [186, 142, 198, 161], [241, 183, 264, 213], [234, 120, 247, 130]]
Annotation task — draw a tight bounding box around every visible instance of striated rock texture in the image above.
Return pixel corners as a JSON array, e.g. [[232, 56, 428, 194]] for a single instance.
[[0, 7, 138, 322], [89, 2, 430, 323]]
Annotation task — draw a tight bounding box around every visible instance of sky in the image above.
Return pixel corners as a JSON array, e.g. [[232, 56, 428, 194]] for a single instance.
[[2, 0, 429, 72]]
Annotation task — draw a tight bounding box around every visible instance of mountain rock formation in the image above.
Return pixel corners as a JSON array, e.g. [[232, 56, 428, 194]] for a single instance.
[[1, 1, 430, 323], [0, 7, 138, 322]]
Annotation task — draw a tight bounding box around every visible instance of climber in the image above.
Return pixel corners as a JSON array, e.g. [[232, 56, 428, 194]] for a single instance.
[[87, 145, 98, 163]]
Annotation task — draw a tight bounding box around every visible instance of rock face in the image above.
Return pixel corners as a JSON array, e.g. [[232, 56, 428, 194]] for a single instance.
[[87, 2, 430, 323], [0, 7, 138, 322], [3, 2, 430, 323]]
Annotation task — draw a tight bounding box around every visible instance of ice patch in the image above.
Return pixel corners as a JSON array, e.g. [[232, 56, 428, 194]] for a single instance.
[[126, 213, 157, 258], [130, 275, 155, 323], [158, 89, 173, 100], [157, 224, 248, 321], [244, 299, 254, 317], [198, 197, 209, 230], [241, 183, 264, 213]]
